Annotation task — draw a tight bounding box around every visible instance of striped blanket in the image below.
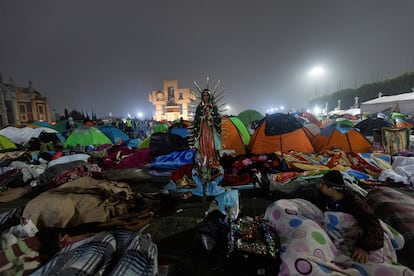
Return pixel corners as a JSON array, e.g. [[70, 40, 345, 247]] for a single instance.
[[31, 230, 158, 276]]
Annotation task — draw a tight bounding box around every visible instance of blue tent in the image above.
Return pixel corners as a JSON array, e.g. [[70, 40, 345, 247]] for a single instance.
[[98, 125, 130, 144]]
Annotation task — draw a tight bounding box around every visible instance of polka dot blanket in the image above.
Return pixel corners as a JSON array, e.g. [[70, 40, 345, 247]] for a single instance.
[[263, 199, 414, 275]]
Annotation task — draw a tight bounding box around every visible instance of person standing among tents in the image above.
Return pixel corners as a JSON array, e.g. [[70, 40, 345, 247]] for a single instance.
[[66, 116, 75, 135], [193, 88, 222, 169], [125, 117, 134, 138]]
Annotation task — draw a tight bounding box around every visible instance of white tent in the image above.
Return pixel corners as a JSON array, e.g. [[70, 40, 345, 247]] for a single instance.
[[0, 126, 60, 145], [343, 108, 361, 116], [327, 108, 360, 116], [360, 92, 414, 116]]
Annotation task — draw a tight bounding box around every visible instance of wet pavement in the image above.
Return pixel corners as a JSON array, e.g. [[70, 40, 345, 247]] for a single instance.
[[103, 168, 276, 275]]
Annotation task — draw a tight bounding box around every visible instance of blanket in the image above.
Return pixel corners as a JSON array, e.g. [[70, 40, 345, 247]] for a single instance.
[[365, 187, 414, 269], [263, 199, 413, 275], [31, 230, 158, 276], [23, 177, 138, 228], [281, 150, 391, 178], [100, 148, 152, 170]]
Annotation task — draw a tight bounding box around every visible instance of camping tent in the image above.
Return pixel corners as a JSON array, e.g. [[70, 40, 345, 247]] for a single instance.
[[29, 121, 53, 128], [51, 120, 81, 134], [138, 135, 151, 149], [153, 122, 169, 133], [248, 113, 315, 154], [342, 108, 361, 116], [169, 122, 190, 138], [312, 124, 372, 153], [299, 112, 321, 126], [221, 116, 251, 156], [394, 118, 414, 129], [0, 126, 64, 145], [98, 125, 130, 144], [303, 122, 320, 136], [354, 117, 395, 137], [149, 132, 189, 157], [237, 109, 264, 129], [360, 92, 414, 116], [64, 126, 113, 148], [0, 135, 17, 152]]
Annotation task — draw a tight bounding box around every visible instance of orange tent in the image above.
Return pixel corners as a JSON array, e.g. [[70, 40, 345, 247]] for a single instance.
[[248, 113, 315, 154], [312, 124, 372, 153], [394, 118, 413, 129], [221, 116, 250, 156]]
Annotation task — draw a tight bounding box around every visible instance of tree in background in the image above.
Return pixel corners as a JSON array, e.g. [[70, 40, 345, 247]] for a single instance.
[[69, 109, 84, 121]]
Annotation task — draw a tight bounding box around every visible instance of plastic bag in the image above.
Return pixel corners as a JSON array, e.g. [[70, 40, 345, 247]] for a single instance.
[[193, 210, 228, 254]]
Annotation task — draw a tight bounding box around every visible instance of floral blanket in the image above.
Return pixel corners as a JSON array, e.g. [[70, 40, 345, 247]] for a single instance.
[[263, 199, 413, 275], [268, 150, 392, 188], [282, 150, 391, 178]]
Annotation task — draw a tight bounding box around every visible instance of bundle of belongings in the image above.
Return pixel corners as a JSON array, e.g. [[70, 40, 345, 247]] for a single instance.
[[227, 217, 281, 276], [192, 190, 281, 276], [22, 176, 155, 229]]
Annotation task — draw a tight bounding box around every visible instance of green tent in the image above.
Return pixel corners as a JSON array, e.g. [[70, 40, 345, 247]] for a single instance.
[[51, 120, 81, 134], [334, 119, 354, 127], [138, 135, 151, 149], [390, 112, 408, 119], [153, 122, 169, 133], [0, 135, 17, 152], [63, 126, 113, 148], [228, 116, 251, 145], [238, 109, 264, 129]]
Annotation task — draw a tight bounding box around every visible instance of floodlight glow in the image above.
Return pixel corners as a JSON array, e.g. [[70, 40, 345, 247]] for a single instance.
[[309, 66, 325, 77], [313, 106, 321, 115]]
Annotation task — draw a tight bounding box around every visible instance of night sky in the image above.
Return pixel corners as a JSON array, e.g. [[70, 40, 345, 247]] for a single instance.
[[1, 0, 414, 118]]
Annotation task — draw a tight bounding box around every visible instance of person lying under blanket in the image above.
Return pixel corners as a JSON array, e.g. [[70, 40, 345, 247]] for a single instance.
[[263, 170, 413, 275]]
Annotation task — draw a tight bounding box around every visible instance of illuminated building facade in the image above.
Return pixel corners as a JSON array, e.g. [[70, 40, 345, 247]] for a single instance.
[[0, 75, 51, 127], [149, 80, 196, 121]]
